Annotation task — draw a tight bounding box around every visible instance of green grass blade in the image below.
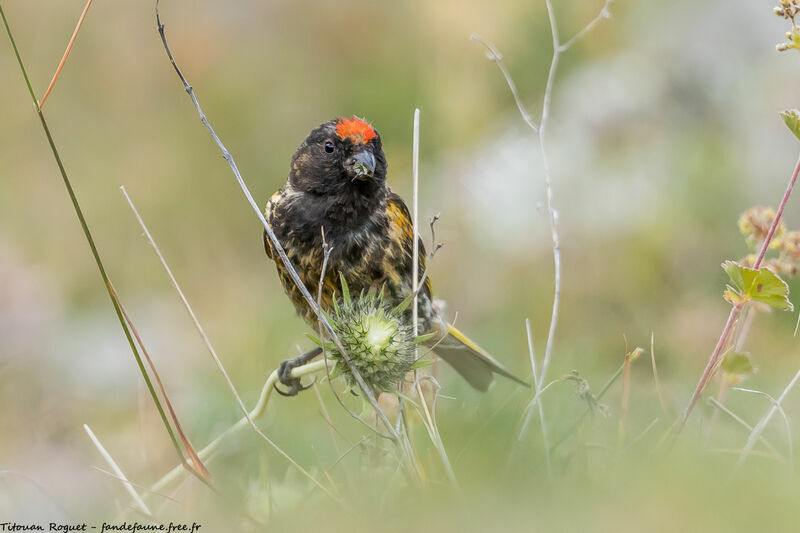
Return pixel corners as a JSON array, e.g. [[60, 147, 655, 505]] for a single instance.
[[0, 3, 198, 480], [0, 5, 37, 108]]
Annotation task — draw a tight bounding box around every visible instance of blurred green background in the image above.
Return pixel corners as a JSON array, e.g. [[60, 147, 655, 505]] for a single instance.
[[3, 0, 800, 530]]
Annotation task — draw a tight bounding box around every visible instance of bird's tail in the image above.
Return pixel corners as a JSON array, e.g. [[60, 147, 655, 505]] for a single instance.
[[425, 322, 529, 392]]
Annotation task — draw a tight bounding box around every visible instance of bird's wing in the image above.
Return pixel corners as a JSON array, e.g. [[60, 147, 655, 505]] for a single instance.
[[385, 193, 432, 297], [428, 321, 530, 392]]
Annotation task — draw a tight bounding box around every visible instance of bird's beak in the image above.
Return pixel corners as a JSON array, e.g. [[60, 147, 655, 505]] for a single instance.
[[345, 151, 376, 181]]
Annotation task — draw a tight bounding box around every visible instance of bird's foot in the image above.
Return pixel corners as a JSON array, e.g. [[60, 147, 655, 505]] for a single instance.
[[273, 346, 322, 397]]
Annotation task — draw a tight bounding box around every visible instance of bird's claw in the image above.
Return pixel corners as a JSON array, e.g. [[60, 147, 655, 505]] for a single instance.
[[275, 359, 315, 397]]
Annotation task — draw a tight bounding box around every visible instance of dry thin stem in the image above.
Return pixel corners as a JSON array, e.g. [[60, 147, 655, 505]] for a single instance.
[[558, 1, 613, 52], [39, 0, 93, 109], [537, 0, 614, 388], [91, 467, 181, 506], [708, 448, 782, 461], [412, 108, 421, 338], [517, 379, 562, 449], [617, 346, 633, 450], [155, 1, 398, 442], [326, 437, 368, 472], [84, 424, 152, 517], [409, 108, 458, 487], [469, 35, 538, 132], [121, 189, 334, 493], [313, 383, 345, 454], [407, 376, 459, 487], [109, 282, 211, 482], [733, 387, 792, 454], [537, 0, 563, 392], [149, 358, 340, 504], [517, 318, 551, 475], [453, 388, 522, 463], [472, 0, 612, 466], [734, 381, 798, 471], [794, 304, 800, 336], [626, 418, 660, 449], [120, 188, 258, 438], [549, 357, 628, 454], [706, 398, 783, 460], [682, 151, 800, 428], [650, 332, 671, 418]]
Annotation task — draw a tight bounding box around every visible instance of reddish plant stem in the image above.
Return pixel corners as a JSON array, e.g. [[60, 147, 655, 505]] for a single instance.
[[753, 153, 800, 269], [680, 151, 800, 429]]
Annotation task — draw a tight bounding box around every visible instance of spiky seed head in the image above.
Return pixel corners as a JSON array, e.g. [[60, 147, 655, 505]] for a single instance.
[[322, 287, 416, 392]]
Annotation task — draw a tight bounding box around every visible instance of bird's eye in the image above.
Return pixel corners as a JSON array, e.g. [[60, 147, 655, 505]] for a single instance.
[[324, 141, 335, 154]]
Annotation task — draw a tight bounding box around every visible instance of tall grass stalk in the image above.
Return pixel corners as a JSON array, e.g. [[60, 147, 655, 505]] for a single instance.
[[0, 3, 205, 482], [121, 187, 330, 494], [409, 108, 458, 487], [84, 424, 152, 517]]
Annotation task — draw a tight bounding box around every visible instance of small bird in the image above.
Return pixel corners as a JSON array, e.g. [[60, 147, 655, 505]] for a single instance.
[[264, 117, 526, 394]]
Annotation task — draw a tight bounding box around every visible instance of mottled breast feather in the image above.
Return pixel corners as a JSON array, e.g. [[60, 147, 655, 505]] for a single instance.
[[264, 185, 435, 333]]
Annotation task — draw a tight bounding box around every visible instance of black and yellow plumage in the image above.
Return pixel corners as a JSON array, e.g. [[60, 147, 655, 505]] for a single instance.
[[264, 117, 525, 391]]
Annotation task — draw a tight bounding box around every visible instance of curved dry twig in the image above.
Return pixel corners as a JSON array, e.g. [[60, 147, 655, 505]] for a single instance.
[[733, 385, 796, 471], [471, 0, 613, 474], [706, 398, 783, 461], [154, 0, 398, 442]]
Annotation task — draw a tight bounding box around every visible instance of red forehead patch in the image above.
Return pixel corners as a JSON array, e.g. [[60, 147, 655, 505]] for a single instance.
[[336, 117, 377, 144]]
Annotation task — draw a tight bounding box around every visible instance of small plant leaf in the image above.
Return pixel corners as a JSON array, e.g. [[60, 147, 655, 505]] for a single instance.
[[723, 260, 746, 292], [305, 332, 323, 346], [781, 109, 800, 142], [320, 309, 334, 325], [413, 332, 437, 344], [410, 358, 436, 369], [339, 272, 351, 305], [750, 268, 794, 310], [721, 351, 755, 375], [721, 261, 793, 311], [396, 391, 419, 407], [723, 286, 746, 306], [392, 294, 414, 315]]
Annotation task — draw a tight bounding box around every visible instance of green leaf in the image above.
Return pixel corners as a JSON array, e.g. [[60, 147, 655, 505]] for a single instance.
[[721, 352, 755, 375], [721, 260, 793, 311], [339, 272, 351, 305], [319, 309, 334, 326], [782, 109, 800, 142], [722, 261, 746, 292], [410, 359, 436, 369], [396, 391, 419, 407], [413, 332, 437, 344], [751, 268, 794, 310], [392, 294, 414, 315], [305, 332, 323, 346]]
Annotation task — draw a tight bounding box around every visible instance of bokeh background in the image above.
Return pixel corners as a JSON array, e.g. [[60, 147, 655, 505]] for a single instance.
[[3, 0, 800, 530]]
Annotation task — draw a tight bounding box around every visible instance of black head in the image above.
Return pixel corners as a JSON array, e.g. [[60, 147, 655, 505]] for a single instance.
[[288, 117, 388, 197]]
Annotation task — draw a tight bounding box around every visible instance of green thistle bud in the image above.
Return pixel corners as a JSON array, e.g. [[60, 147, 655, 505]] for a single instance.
[[316, 276, 419, 392]]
